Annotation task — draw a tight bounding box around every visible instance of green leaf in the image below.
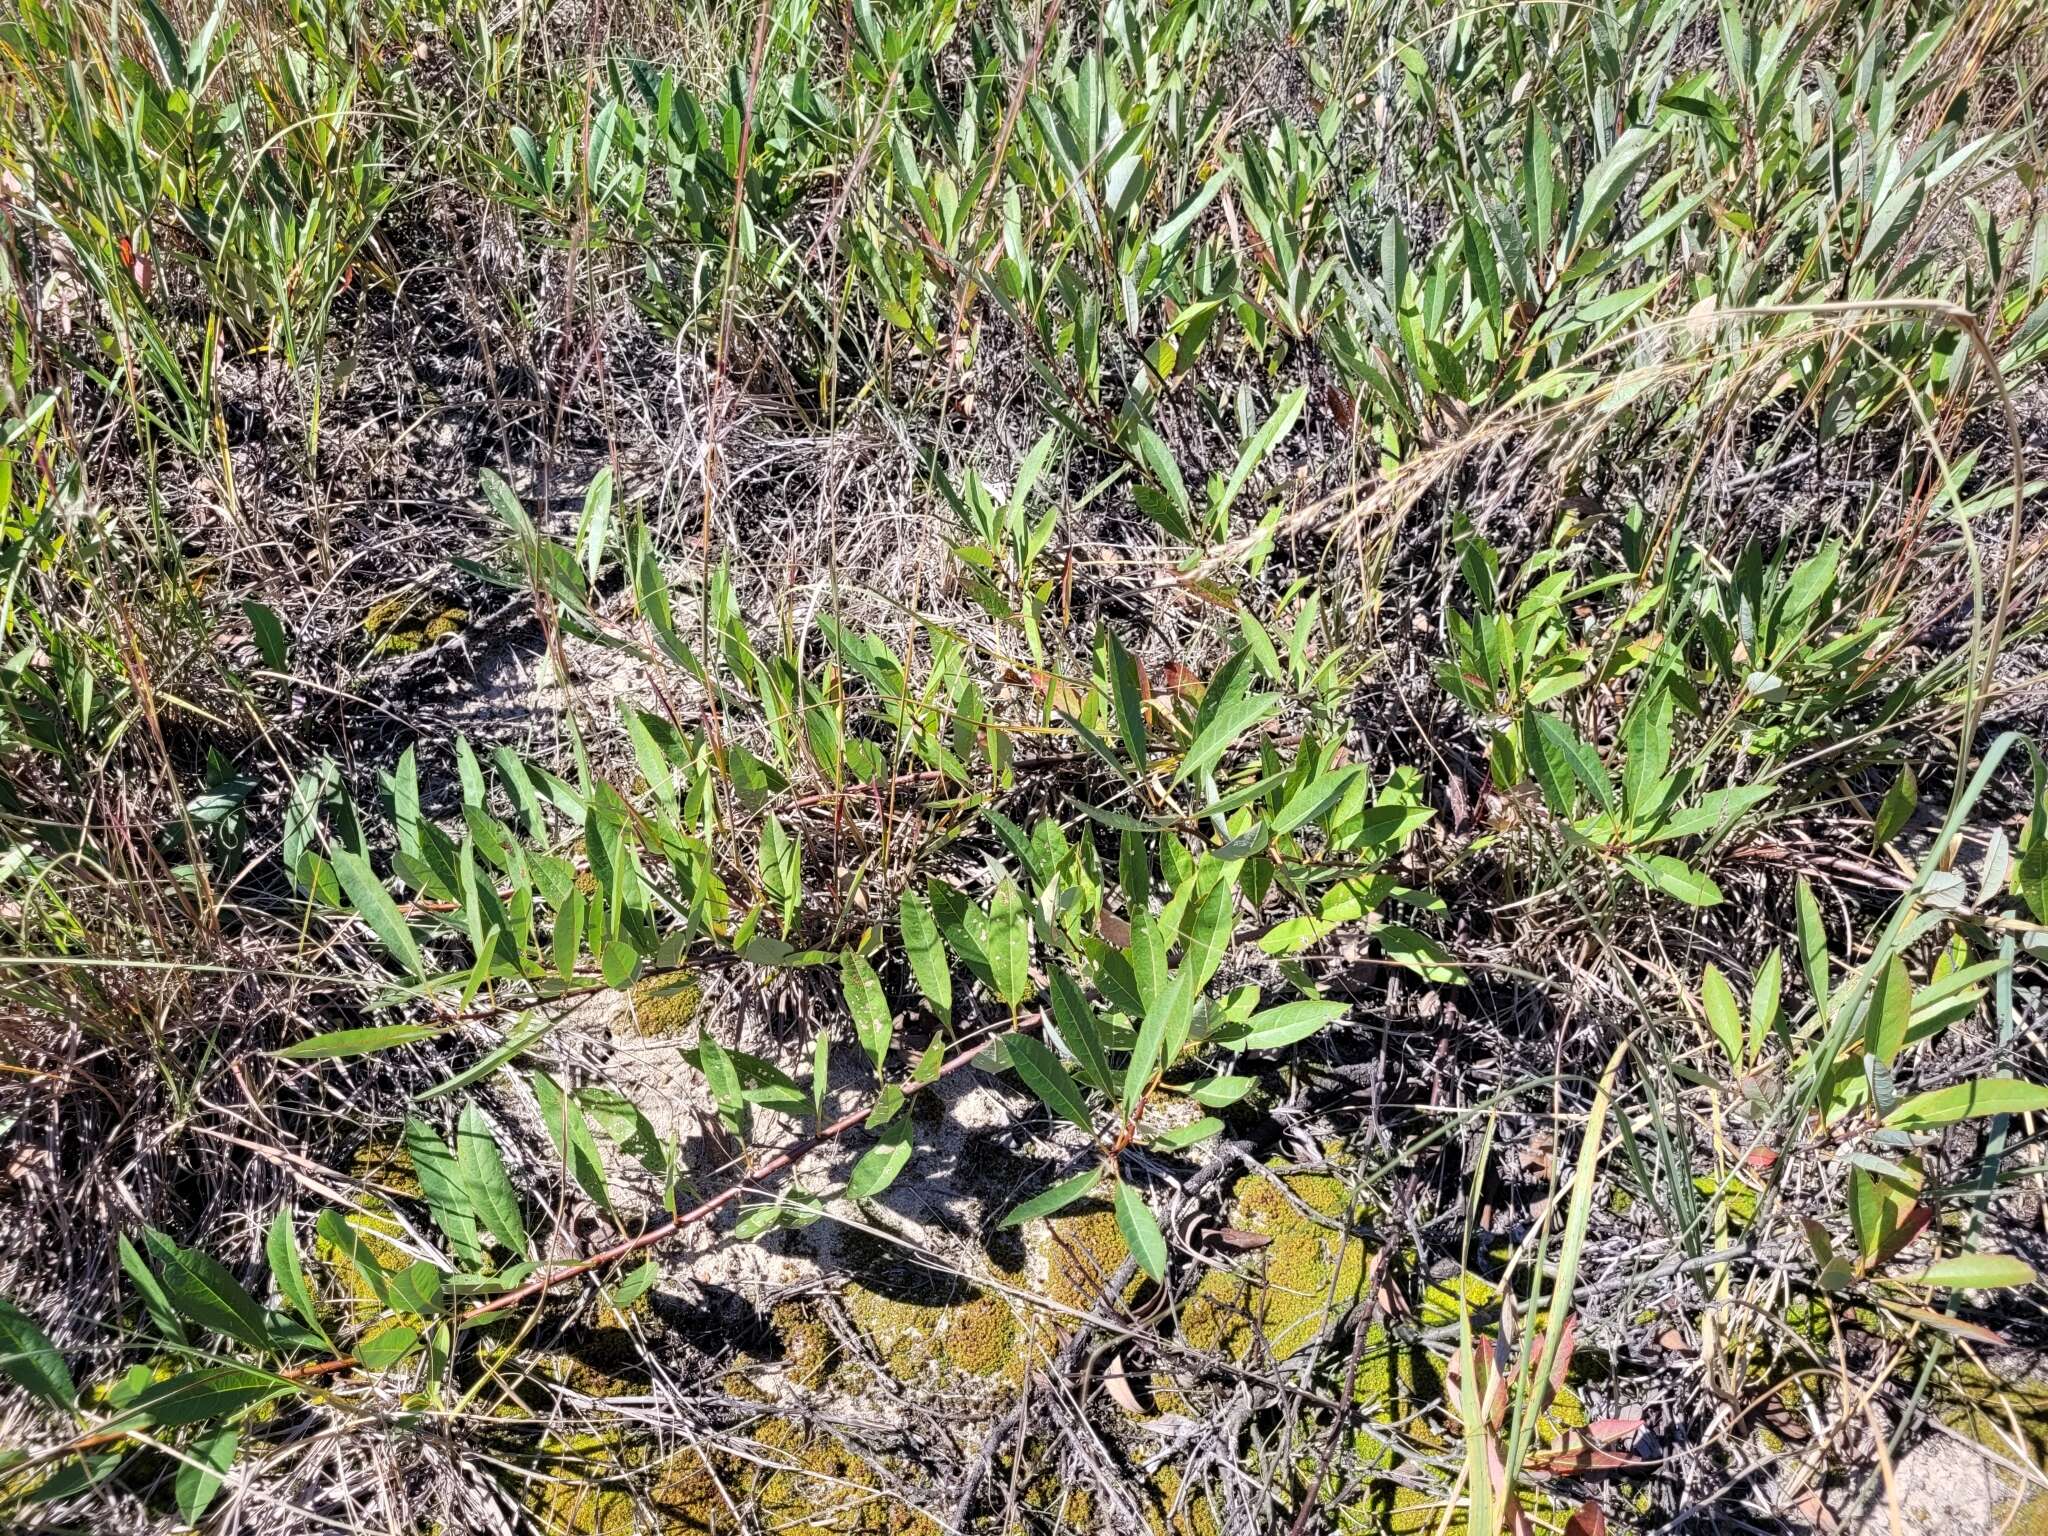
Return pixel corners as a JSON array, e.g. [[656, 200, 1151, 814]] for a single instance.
[[840, 951, 894, 1075], [1864, 956, 1912, 1068], [1103, 626, 1151, 775], [1749, 948, 1783, 1061], [481, 468, 536, 542], [898, 890, 951, 1026], [1220, 999, 1348, 1051], [1523, 713, 1611, 816], [530, 1070, 613, 1215], [1795, 877, 1829, 1004], [1148, 1116, 1225, 1151], [1047, 966, 1115, 1096], [1006, 1034, 1095, 1133], [1873, 765, 1918, 848], [1634, 854, 1722, 907], [265, 1210, 328, 1348], [275, 1024, 442, 1060], [1886, 1078, 2048, 1131], [1374, 923, 1465, 984], [1113, 1180, 1167, 1281], [174, 1425, 238, 1524], [0, 1296, 74, 1408], [118, 1232, 187, 1345], [1195, 1073, 1259, 1109], [600, 940, 640, 989], [1213, 386, 1307, 527], [358, 1325, 421, 1372], [144, 1231, 274, 1351], [244, 600, 289, 671], [456, 1104, 528, 1257], [693, 1034, 748, 1137], [16, 1451, 125, 1507], [1180, 878, 1236, 992], [315, 1210, 392, 1307], [985, 878, 1033, 1006], [1702, 964, 1744, 1071], [417, 1016, 552, 1102], [608, 1259, 661, 1310], [126, 1368, 285, 1428], [330, 849, 425, 979], [1000, 1168, 1103, 1228], [1123, 967, 1193, 1117], [1173, 694, 1280, 786], [1901, 1253, 2035, 1290], [1849, 1161, 1919, 1267], [388, 1260, 444, 1317], [846, 1118, 913, 1201], [400, 1118, 484, 1270], [1272, 766, 1364, 837], [1561, 125, 1662, 262]]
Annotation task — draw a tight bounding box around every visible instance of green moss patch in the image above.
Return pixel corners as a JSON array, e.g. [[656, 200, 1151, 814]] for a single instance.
[[363, 590, 467, 656]]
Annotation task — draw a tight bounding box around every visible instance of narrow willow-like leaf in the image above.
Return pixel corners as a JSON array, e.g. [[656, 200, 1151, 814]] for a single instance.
[[402, 1118, 485, 1269], [1701, 964, 1743, 1071], [0, 1295, 75, 1408], [985, 879, 1032, 1005], [330, 849, 424, 979], [1795, 877, 1829, 1004], [315, 1211, 392, 1307], [1864, 956, 1912, 1068], [1113, 1180, 1167, 1281], [846, 1118, 913, 1200], [125, 1368, 286, 1428], [1886, 1078, 2048, 1130], [1124, 967, 1192, 1117], [1903, 1253, 2034, 1289], [840, 951, 893, 1074], [897, 889, 951, 1025], [174, 1425, 238, 1524], [118, 1232, 188, 1345], [276, 1025, 442, 1060], [143, 1231, 273, 1351], [1006, 1034, 1095, 1133], [265, 1210, 327, 1348], [1000, 1167, 1103, 1228], [1047, 966, 1115, 1096], [456, 1105, 529, 1257], [529, 1070, 614, 1215]]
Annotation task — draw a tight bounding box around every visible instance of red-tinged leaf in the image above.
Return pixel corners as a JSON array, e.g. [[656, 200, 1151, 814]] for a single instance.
[[1526, 1446, 1649, 1476], [1744, 1147, 1779, 1170], [1563, 1499, 1608, 1536], [1873, 1301, 2005, 1345], [1587, 1418, 1644, 1445], [1869, 1202, 1934, 1270], [1210, 1227, 1271, 1252], [1548, 1312, 1580, 1400]]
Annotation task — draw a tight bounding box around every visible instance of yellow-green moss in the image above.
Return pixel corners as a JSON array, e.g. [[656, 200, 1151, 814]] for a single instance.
[[1180, 1170, 1370, 1363], [940, 1293, 1020, 1378], [1018, 1471, 1094, 1531], [1416, 1269, 1499, 1328], [771, 1302, 837, 1390], [625, 972, 704, 1037], [1693, 1173, 1760, 1229], [523, 1417, 940, 1536], [364, 591, 468, 656], [1042, 1204, 1133, 1316], [742, 1417, 941, 1536], [1145, 1463, 1224, 1536], [315, 1162, 414, 1324]]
